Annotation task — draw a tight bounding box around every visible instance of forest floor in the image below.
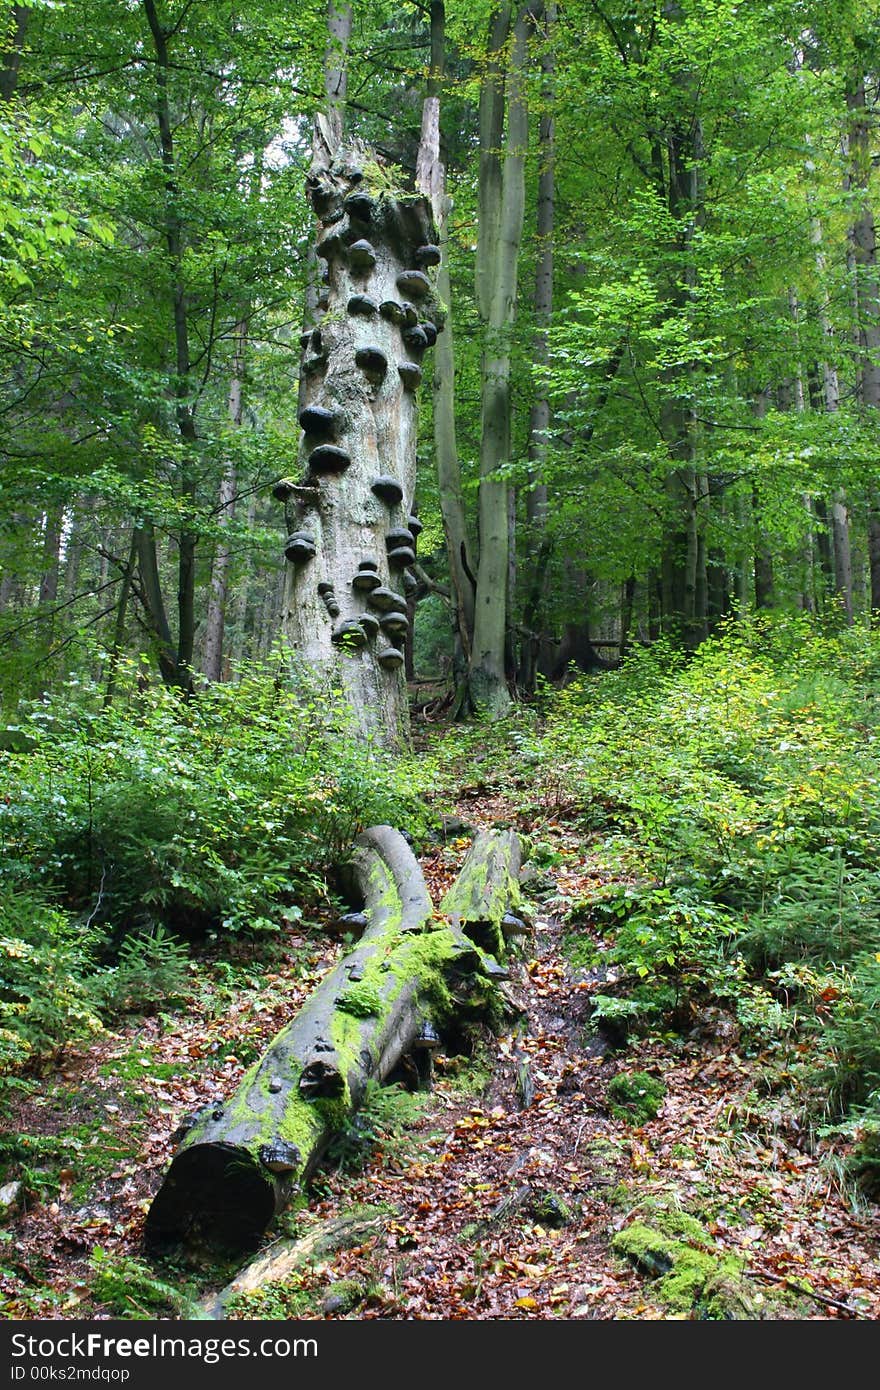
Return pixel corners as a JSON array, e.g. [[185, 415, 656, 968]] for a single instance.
[[2, 785, 879, 1321]]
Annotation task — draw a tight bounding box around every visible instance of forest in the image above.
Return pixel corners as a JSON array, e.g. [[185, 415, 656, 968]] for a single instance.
[[1, 0, 880, 1328]]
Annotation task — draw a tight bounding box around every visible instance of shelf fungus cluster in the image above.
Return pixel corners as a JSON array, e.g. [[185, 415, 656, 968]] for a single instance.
[[274, 146, 443, 747]]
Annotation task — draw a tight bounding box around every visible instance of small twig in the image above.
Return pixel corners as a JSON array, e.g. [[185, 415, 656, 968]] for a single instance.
[[750, 1266, 865, 1318], [573, 1118, 588, 1155], [84, 865, 108, 933]]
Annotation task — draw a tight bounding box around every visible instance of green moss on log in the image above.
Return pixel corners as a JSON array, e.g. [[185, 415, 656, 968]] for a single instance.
[[612, 1215, 759, 1318]]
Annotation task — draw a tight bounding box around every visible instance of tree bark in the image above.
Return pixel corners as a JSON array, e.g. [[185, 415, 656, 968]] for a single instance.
[[145, 826, 519, 1250], [520, 3, 556, 692], [440, 829, 524, 959], [847, 75, 880, 621], [0, 4, 28, 103], [278, 152, 441, 748], [807, 155, 853, 625], [203, 322, 246, 682], [417, 1, 476, 683], [470, 4, 531, 716]]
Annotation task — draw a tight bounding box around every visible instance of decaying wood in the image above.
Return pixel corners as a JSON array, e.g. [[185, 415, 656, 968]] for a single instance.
[[440, 828, 524, 957], [198, 1207, 388, 1319], [145, 826, 522, 1252], [280, 141, 444, 749]]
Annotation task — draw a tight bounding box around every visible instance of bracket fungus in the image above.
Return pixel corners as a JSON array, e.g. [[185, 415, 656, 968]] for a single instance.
[[348, 238, 377, 271], [379, 300, 406, 326], [403, 325, 429, 354], [332, 618, 368, 649], [396, 269, 431, 299], [386, 527, 415, 550], [387, 545, 416, 569], [318, 583, 340, 618], [377, 644, 405, 670], [379, 610, 409, 638], [308, 444, 351, 475], [368, 585, 407, 614], [259, 1139, 301, 1175], [397, 361, 423, 391], [371, 475, 404, 507], [347, 293, 378, 317], [352, 569, 381, 593], [298, 403, 338, 436], [355, 345, 388, 382], [284, 532, 317, 564], [343, 190, 374, 222]]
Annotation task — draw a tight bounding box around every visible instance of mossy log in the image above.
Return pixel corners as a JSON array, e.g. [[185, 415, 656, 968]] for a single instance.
[[198, 1207, 388, 1319], [145, 826, 514, 1252], [439, 829, 524, 958]]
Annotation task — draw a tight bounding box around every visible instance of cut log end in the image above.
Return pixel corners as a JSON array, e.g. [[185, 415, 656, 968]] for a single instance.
[[144, 1143, 278, 1252]]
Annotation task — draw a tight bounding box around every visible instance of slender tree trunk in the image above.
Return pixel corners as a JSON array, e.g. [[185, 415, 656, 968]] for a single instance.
[[751, 391, 774, 609], [203, 322, 246, 682], [470, 4, 531, 717], [417, 1, 475, 685], [104, 532, 138, 708], [659, 76, 706, 648], [807, 162, 853, 625], [229, 489, 258, 667], [847, 76, 880, 622], [520, 3, 555, 692], [142, 0, 200, 687], [37, 506, 62, 608], [0, 4, 28, 102], [135, 523, 181, 687], [619, 576, 636, 657]]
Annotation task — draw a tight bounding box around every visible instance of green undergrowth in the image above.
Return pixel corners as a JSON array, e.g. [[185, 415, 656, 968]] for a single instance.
[[520, 616, 880, 1138], [429, 615, 880, 1153], [0, 660, 431, 1097]]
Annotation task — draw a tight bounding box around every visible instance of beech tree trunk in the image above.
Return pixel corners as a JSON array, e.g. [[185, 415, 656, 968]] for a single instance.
[[807, 155, 853, 625], [847, 75, 880, 621], [418, 1, 475, 685], [145, 827, 520, 1250], [520, 3, 556, 693], [0, 4, 27, 102], [470, 3, 531, 717], [203, 322, 246, 682]]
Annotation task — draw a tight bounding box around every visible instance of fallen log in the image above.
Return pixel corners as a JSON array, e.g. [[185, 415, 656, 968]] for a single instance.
[[145, 825, 517, 1251], [198, 1207, 388, 1319], [440, 828, 524, 958]]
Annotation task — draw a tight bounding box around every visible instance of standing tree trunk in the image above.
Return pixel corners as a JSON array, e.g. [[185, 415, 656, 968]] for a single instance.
[[0, 4, 28, 103], [806, 153, 853, 626], [278, 3, 442, 747], [203, 321, 246, 682], [470, 3, 531, 717], [417, 1, 475, 688], [520, 2, 555, 693], [846, 75, 880, 621]]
